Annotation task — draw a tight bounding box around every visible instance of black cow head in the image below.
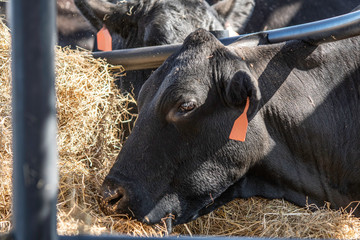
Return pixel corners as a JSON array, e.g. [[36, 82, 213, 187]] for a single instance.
[[99, 29, 262, 226], [74, 0, 255, 48]]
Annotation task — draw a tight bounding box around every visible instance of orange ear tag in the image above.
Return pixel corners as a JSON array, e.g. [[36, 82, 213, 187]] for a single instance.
[[97, 26, 112, 51], [229, 97, 250, 142]]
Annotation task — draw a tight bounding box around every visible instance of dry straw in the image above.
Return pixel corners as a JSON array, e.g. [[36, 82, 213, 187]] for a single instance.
[[0, 17, 360, 239]]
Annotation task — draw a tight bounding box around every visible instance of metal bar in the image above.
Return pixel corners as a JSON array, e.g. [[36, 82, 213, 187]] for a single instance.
[[93, 43, 181, 71], [267, 8, 360, 43], [219, 9, 360, 45], [58, 235, 302, 240], [10, 0, 58, 240], [92, 10, 360, 70]]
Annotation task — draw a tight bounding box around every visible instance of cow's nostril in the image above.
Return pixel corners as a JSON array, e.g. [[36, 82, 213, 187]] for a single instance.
[[107, 191, 123, 206], [100, 185, 130, 215]]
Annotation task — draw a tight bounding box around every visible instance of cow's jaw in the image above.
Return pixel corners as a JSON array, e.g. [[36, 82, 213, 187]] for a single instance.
[[141, 192, 180, 230], [141, 181, 242, 226]]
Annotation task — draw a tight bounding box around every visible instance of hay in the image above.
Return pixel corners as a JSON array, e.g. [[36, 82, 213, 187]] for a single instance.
[[54, 47, 139, 236], [0, 16, 12, 234], [1, 17, 360, 239], [175, 199, 360, 239]]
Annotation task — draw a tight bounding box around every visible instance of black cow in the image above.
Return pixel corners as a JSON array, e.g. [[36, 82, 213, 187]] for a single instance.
[[98, 29, 360, 228]]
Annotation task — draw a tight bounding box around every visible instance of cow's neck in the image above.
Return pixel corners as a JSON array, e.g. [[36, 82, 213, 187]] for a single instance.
[[234, 37, 360, 212]]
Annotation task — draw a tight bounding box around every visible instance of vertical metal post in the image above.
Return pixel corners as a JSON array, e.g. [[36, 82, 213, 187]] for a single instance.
[[10, 1, 58, 240]]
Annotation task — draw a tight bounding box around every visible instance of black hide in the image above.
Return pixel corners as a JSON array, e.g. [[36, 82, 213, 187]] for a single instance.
[[99, 29, 360, 225]]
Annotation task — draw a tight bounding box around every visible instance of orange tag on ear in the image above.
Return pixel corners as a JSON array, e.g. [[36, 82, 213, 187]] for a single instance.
[[229, 97, 250, 142], [97, 26, 112, 51]]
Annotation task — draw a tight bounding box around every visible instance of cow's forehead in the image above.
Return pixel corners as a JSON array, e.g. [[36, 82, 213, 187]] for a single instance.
[[164, 63, 209, 90], [153, 56, 212, 107], [138, 28, 241, 107]]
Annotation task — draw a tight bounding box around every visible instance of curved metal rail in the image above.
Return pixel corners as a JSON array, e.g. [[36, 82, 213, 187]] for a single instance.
[[93, 10, 360, 71]]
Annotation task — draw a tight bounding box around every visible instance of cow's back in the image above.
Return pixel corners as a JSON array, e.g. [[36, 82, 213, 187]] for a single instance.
[[241, 0, 360, 33]]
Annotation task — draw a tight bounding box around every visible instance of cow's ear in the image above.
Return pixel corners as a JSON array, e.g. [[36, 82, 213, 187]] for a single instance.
[[75, 0, 118, 31], [211, 0, 255, 33], [75, 0, 132, 32], [225, 68, 260, 120]]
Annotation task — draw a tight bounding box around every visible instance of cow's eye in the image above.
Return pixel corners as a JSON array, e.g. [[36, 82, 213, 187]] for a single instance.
[[178, 101, 196, 113]]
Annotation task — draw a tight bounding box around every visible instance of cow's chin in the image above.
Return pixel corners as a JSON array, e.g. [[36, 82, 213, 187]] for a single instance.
[[142, 181, 243, 227], [188, 183, 242, 224]]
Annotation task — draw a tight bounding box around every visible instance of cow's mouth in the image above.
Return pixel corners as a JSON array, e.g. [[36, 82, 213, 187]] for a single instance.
[[143, 212, 175, 234], [98, 187, 238, 234]]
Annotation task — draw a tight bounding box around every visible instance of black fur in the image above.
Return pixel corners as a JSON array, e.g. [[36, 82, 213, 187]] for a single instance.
[[242, 0, 359, 34], [99, 29, 360, 225]]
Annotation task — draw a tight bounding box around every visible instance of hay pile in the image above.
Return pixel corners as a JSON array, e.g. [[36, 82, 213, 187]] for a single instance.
[[176, 199, 360, 239], [1, 17, 360, 239], [55, 47, 139, 235]]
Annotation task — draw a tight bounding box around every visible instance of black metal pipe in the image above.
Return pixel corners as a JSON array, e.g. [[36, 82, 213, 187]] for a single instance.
[[93, 10, 360, 70], [58, 235, 301, 240], [267, 8, 360, 43], [10, 1, 58, 240], [93, 43, 181, 71], [92, 31, 229, 71]]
